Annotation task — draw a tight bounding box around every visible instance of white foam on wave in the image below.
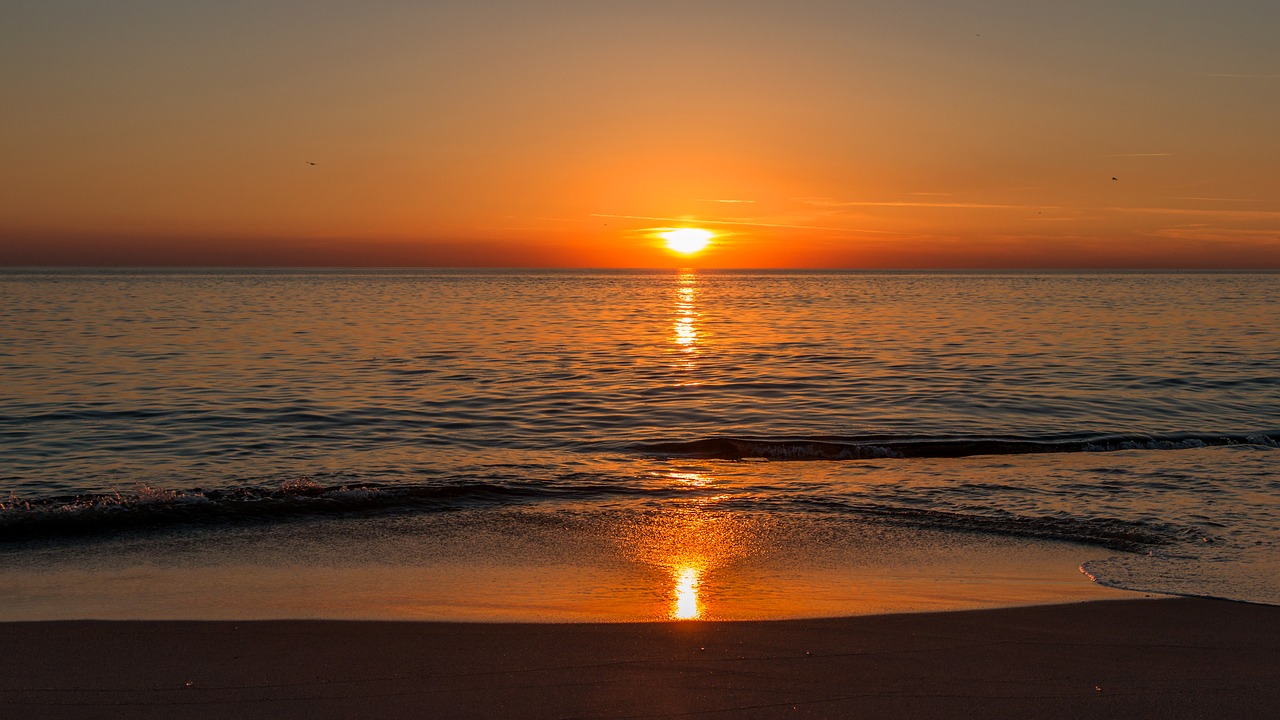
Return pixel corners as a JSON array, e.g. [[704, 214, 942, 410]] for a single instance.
[[1082, 546, 1280, 606]]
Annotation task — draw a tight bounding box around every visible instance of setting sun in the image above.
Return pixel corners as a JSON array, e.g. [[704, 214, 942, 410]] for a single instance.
[[660, 228, 714, 255]]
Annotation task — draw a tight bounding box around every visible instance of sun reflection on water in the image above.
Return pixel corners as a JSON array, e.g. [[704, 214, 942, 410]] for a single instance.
[[613, 469, 769, 621], [671, 271, 700, 374], [666, 470, 712, 488], [673, 565, 702, 619]]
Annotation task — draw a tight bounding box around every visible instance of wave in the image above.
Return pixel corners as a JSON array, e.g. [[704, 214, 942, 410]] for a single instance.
[[0, 476, 1196, 552], [0, 479, 589, 543], [633, 430, 1280, 461]]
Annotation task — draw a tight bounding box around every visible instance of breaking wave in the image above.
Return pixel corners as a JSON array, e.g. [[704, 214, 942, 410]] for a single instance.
[[634, 430, 1279, 461], [0, 475, 1196, 552], [0, 479, 595, 542]]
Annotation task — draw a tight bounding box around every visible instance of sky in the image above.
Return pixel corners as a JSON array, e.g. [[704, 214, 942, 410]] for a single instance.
[[2, 0, 1278, 268]]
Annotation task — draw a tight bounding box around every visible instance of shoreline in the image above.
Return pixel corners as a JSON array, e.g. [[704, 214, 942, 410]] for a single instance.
[[0, 510, 1141, 622], [4, 597, 1276, 719]]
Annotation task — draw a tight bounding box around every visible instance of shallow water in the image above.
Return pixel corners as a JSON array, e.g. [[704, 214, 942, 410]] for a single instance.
[[1, 269, 1276, 617]]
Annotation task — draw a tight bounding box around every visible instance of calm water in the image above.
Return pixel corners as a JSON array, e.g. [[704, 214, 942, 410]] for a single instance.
[[1, 269, 1277, 613]]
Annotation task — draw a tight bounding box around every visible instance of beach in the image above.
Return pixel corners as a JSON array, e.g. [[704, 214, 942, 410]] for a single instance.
[[4, 597, 1277, 719]]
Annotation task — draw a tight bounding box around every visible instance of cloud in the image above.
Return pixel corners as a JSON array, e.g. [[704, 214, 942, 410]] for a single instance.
[[802, 199, 1063, 210], [1172, 197, 1264, 203], [1109, 206, 1280, 219], [690, 199, 756, 204], [1192, 73, 1280, 78], [1149, 225, 1280, 244], [1107, 152, 1172, 157], [589, 214, 907, 235]]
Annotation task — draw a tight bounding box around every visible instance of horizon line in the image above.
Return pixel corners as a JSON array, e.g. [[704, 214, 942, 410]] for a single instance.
[[2, 265, 1276, 273]]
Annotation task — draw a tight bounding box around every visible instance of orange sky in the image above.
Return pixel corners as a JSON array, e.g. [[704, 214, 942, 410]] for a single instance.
[[2, 1, 1278, 268]]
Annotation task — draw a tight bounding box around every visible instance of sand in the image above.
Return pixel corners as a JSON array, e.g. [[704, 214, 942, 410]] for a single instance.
[[2, 597, 1276, 719]]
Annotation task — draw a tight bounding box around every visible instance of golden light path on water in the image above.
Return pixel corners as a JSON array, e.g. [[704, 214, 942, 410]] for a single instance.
[[673, 566, 702, 620], [671, 271, 700, 375], [636, 469, 738, 622], [621, 465, 1129, 622], [665, 273, 710, 619]]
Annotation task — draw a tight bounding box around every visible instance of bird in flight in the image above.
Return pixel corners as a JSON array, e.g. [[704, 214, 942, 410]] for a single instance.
[[306, 161, 317, 166]]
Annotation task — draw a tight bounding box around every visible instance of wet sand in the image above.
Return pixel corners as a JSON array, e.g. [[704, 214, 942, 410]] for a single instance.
[[2, 597, 1276, 719]]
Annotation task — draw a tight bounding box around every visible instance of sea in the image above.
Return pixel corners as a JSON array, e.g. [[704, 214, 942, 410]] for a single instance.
[[0, 269, 1276, 620]]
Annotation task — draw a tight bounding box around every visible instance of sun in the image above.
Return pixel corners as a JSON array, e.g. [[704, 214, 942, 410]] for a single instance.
[[660, 228, 713, 254]]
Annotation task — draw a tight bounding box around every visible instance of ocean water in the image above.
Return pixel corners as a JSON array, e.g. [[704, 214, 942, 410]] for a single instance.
[[0, 269, 1276, 618]]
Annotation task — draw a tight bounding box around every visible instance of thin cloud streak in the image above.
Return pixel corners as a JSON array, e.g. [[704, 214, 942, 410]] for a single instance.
[[804, 200, 1065, 210], [690, 199, 757, 204], [1173, 197, 1265, 203], [1150, 226, 1280, 243], [1110, 206, 1280, 219], [589, 214, 907, 235], [1193, 73, 1280, 78]]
